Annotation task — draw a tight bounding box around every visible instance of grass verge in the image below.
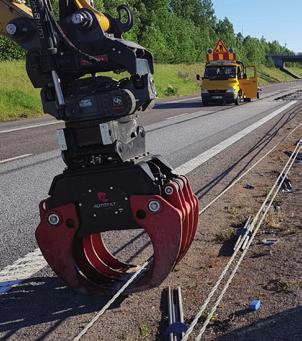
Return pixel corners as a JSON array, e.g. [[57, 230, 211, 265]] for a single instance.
[[0, 61, 42, 121], [0, 61, 301, 121]]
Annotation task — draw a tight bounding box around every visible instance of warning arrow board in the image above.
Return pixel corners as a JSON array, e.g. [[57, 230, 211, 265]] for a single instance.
[[214, 39, 228, 53]]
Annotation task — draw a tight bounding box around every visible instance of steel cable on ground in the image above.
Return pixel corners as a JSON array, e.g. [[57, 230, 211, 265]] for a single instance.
[[72, 260, 150, 341], [181, 140, 301, 341]]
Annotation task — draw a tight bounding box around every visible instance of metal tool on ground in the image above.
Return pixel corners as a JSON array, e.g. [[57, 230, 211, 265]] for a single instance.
[[243, 183, 255, 190], [294, 152, 302, 164], [233, 217, 253, 252], [249, 299, 262, 311], [285, 145, 302, 163], [261, 238, 279, 246], [279, 173, 293, 192], [167, 287, 187, 341], [0, 0, 199, 295]]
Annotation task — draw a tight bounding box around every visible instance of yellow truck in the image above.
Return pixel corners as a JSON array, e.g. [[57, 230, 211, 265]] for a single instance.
[[197, 39, 259, 106]]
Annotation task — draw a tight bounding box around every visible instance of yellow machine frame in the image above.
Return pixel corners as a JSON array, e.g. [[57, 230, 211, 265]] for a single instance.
[[0, 0, 111, 37]]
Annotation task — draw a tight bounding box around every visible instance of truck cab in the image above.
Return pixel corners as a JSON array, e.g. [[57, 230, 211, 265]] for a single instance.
[[197, 40, 259, 106]]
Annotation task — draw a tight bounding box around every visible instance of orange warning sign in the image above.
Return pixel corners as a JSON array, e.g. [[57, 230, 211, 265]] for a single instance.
[[207, 39, 236, 62], [214, 39, 228, 53]]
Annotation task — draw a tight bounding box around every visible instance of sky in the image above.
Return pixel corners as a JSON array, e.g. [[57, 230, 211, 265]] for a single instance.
[[212, 0, 302, 52]]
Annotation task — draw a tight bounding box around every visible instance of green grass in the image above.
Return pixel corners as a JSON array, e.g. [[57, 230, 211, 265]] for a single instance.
[[257, 64, 297, 84], [0, 61, 42, 120], [286, 66, 302, 78], [0, 60, 301, 121], [154, 63, 202, 97]]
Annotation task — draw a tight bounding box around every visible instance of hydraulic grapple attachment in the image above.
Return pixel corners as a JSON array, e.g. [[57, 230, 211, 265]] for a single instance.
[[7, 0, 199, 294], [36, 158, 199, 293]]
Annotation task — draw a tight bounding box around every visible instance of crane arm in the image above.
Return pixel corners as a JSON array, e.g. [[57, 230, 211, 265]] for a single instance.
[[0, 0, 127, 38]]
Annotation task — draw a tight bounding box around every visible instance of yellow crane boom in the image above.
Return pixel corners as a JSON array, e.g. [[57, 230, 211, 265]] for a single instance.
[[0, 0, 111, 37]]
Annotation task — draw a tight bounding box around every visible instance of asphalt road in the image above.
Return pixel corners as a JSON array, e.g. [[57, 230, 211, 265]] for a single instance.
[[0, 79, 300, 161], [0, 79, 302, 340]]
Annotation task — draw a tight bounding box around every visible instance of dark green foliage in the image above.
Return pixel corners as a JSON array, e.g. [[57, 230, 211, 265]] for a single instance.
[[0, 0, 291, 64], [0, 37, 25, 60]]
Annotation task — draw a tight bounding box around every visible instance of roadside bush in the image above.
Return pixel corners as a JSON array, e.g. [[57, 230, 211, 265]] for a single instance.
[[0, 37, 25, 61], [164, 85, 178, 96]]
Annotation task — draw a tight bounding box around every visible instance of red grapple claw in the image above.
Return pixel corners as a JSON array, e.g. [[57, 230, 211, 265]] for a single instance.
[[36, 201, 112, 294], [174, 178, 191, 261], [163, 180, 187, 262], [129, 195, 183, 290], [179, 175, 199, 253], [82, 235, 128, 278], [89, 233, 131, 271]]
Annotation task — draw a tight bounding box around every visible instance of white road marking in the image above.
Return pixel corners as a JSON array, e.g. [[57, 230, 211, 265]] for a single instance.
[[0, 249, 47, 294], [0, 120, 62, 134], [0, 100, 297, 295], [175, 101, 297, 174], [165, 112, 189, 120], [157, 96, 200, 105], [0, 154, 32, 164]]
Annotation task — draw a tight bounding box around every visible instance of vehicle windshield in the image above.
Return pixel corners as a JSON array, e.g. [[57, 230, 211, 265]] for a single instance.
[[204, 66, 236, 80]]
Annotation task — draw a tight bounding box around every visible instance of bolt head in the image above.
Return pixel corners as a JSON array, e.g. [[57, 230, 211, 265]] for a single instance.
[[72, 13, 84, 25], [164, 186, 174, 195], [6, 24, 17, 36], [48, 213, 60, 226], [148, 200, 161, 213]]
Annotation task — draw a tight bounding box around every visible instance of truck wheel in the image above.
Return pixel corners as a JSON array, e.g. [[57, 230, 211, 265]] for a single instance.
[[203, 101, 208, 107], [244, 98, 251, 102]]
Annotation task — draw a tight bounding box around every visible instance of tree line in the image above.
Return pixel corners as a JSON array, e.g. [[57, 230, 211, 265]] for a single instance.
[[0, 0, 291, 65]]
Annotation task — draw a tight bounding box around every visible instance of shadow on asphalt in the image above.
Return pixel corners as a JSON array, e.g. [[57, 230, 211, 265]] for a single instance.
[[154, 101, 234, 110], [216, 306, 302, 341], [154, 101, 204, 110], [0, 276, 127, 340]]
